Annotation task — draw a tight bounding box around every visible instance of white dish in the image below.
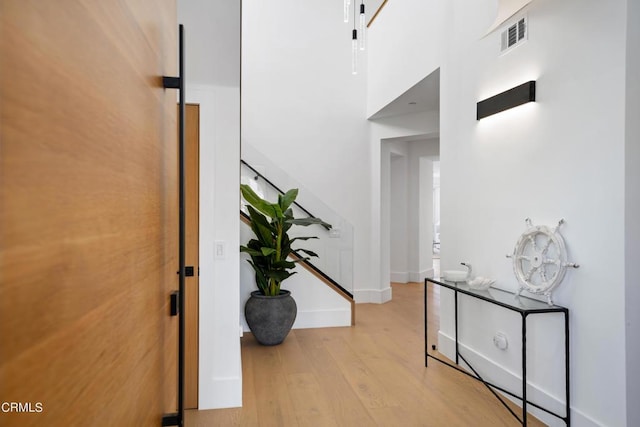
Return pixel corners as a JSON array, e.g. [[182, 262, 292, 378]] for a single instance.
[[442, 270, 469, 282]]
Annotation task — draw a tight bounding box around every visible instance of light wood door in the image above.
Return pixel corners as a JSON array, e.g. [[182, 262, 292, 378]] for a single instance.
[[185, 104, 200, 409], [0, 1, 178, 425]]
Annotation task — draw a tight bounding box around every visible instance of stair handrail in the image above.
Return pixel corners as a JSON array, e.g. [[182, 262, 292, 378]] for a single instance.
[[240, 159, 330, 230]]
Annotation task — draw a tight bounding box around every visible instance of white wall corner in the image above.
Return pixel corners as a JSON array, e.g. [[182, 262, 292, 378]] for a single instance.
[[354, 286, 392, 304]]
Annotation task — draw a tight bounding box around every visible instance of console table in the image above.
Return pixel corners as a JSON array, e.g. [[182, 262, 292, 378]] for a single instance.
[[424, 278, 570, 426]]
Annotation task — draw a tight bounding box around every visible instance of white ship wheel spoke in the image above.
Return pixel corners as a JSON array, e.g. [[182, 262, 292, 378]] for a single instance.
[[511, 218, 578, 306], [539, 265, 548, 282], [524, 265, 539, 281], [540, 237, 554, 255]]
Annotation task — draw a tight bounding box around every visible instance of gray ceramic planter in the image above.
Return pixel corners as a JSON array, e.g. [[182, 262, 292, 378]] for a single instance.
[[245, 290, 297, 346]]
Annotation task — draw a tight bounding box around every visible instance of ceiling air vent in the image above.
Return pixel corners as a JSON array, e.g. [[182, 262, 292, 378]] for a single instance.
[[501, 16, 527, 53]]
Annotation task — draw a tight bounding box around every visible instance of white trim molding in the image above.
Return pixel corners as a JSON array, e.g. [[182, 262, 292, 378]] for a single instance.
[[391, 269, 434, 283], [354, 286, 392, 304]]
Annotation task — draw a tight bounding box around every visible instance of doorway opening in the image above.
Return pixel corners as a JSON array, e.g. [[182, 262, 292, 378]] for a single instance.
[[384, 138, 439, 285]]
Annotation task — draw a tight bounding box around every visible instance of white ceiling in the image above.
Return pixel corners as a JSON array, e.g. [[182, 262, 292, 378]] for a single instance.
[[368, 68, 440, 120]]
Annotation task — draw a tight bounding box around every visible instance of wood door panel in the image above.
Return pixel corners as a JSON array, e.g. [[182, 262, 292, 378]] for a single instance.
[[0, 1, 178, 425]]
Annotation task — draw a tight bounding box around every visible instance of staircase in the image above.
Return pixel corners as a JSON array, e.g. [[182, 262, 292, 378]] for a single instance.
[[240, 155, 355, 326]]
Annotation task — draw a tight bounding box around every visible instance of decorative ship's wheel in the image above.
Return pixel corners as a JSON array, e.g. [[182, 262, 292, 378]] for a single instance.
[[507, 218, 579, 305]]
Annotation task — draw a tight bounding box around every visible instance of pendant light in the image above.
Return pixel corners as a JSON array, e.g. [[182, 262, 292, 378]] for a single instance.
[[352, 28, 358, 75], [359, 2, 366, 50], [345, 1, 366, 74], [351, 1, 358, 74]]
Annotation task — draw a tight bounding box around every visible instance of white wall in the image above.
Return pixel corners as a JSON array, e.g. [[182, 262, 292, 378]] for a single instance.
[[625, 0, 640, 425], [178, 0, 241, 410], [367, 0, 444, 117], [180, 0, 239, 86], [242, 1, 371, 302], [438, 0, 628, 425]]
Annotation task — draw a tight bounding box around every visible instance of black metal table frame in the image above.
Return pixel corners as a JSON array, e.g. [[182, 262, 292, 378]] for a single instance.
[[424, 278, 570, 426]]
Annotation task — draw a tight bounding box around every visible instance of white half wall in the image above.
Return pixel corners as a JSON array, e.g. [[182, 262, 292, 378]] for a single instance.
[[439, 0, 628, 425]]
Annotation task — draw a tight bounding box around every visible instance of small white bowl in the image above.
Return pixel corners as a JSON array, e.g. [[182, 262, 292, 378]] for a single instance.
[[442, 270, 469, 282], [467, 277, 495, 291]]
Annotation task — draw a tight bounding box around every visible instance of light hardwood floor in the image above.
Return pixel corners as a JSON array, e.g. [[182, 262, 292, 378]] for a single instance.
[[186, 282, 544, 426]]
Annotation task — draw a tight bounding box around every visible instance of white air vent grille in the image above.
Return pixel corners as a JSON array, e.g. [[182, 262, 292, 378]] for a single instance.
[[501, 16, 527, 52]]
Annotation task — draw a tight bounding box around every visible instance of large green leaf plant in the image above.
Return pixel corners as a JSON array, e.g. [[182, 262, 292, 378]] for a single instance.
[[240, 184, 331, 296]]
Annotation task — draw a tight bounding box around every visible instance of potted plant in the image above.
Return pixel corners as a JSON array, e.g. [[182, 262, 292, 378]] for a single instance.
[[240, 184, 331, 345]]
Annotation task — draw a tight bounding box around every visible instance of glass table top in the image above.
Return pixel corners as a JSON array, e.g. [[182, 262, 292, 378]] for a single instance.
[[426, 278, 567, 313]]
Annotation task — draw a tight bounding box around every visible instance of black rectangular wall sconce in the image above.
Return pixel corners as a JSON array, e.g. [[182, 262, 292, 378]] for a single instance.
[[476, 80, 536, 120]]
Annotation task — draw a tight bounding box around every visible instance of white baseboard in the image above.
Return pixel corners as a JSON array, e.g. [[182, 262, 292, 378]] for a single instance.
[[391, 269, 434, 283], [437, 331, 602, 427], [409, 268, 434, 282], [354, 287, 392, 304], [198, 375, 242, 409], [242, 308, 351, 332], [293, 308, 351, 329], [390, 271, 409, 283]]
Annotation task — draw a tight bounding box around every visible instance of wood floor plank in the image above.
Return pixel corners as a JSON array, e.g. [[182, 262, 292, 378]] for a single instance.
[[237, 336, 260, 426], [321, 335, 401, 410], [277, 331, 315, 376], [250, 343, 298, 426], [286, 372, 339, 427], [295, 330, 377, 426]]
